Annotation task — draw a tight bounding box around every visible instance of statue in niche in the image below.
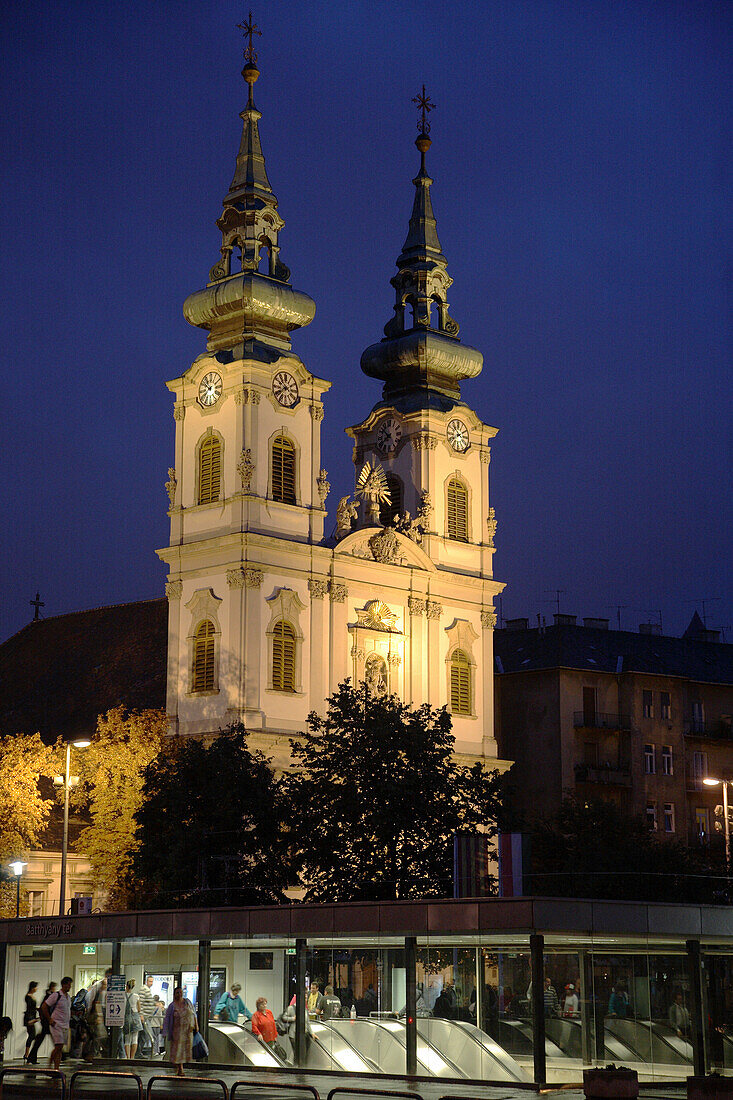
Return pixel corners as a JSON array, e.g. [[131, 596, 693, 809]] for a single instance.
[[364, 653, 388, 697], [486, 507, 497, 546], [394, 490, 434, 544], [317, 468, 330, 508], [165, 468, 177, 508], [336, 496, 359, 539]]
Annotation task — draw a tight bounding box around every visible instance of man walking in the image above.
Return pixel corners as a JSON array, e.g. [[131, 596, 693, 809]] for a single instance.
[[43, 976, 72, 1071], [136, 975, 156, 1057]]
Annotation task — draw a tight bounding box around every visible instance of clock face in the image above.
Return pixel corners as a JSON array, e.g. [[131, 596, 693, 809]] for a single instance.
[[198, 372, 223, 407], [272, 371, 299, 407], [447, 418, 470, 452], [376, 417, 402, 453]]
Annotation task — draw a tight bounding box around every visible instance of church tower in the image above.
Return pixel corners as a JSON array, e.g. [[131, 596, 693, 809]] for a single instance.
[[159, 31, 508, 775]]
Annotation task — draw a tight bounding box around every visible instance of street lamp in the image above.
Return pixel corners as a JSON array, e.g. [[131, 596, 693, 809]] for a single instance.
[[703, 776, 731, 868], [9, 860, 27, 918], [54, 738, 91, 916]]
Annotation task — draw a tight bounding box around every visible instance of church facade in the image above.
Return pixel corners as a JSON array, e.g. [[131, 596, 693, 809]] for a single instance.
[[157, 50, 509, 774]]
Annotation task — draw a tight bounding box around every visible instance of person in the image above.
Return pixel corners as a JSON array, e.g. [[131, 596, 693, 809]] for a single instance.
[[562, 983, 579, 1018], [136, 974, 155, 1057], [27, 982, 56, 1064], [543, 977, 559, 1018], [669, 991, 690, 1037], [0, 1017, 13, 1062], [162, 985, 198, 1077], [23, 981, 39, 1062], [214, 983, 251, 1023], [86, 975, 108, 1058], [43, 976, 72, 1071], [84, 969, 112, 1014], [251, 996, 278, 1047], [400, 982, 429, 1018], [150, 996, 164, 1055], [433, 988, 455, 1019], [307, 982, 324, 1018], [321, 985, 342, 1020], [608, 980, 629, 1018], [124, 978, 142, 1059]]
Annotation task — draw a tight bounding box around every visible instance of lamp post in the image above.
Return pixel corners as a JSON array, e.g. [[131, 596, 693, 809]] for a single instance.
[[9, 860, 27, 918], [55, 738, 91, 916], [703, 776, 731, 869]]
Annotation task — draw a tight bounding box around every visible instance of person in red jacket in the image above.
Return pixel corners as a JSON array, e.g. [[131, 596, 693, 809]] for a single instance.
[[251, 997, 277, 1047]]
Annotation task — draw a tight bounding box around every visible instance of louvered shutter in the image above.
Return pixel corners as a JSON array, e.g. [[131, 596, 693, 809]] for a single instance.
[[272, 620, 296, 691], [450, 649, 472, 714], [198, 436, 221, 505], [447, 478, 468, 540], [271, 435, 296, 504], [193, 620, 216, 692]]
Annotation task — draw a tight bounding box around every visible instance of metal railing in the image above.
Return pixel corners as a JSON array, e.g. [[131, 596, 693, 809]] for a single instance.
[[232, 1083, 320, 1099], [684, 720, 733, 740], [573, 711, 631, 730], [0, 1066, 66, 1097], [147, 1075, 230, 1099], [574, 763, 632, 786], [69, 1068, 143, 1098], [326, 1090, 424, 1100]]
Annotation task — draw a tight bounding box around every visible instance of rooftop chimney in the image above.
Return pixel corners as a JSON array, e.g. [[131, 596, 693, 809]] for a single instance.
[[583, 617, 610, 630], [505, 618, 529, 631], [639, 623, 662, 635], [554, 614, 577, 626]]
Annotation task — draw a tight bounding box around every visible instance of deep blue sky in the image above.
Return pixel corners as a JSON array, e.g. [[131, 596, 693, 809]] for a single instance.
[[1, 0, 730, 643]]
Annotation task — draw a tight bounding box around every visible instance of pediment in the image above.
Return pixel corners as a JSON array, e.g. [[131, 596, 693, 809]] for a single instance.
[[335, 526, 436, 571]]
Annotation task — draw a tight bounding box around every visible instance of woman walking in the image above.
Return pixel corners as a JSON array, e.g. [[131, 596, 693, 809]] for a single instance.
[[124, 979, 142, 1059], [162, 986, 197, 1076], [27, 982, 56, 1064], [23, 982, 39, 1062]]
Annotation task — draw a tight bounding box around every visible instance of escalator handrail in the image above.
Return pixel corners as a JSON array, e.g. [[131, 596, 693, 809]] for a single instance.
[[232, 1082, 320, 1099]]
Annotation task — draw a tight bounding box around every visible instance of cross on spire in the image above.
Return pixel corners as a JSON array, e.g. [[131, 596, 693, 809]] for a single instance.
[[237, 11, 261, 64], [412, 84, 436, 134], [30, 591, 44, 621]]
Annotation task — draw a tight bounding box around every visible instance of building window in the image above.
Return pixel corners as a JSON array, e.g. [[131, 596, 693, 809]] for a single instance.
[[661, 745, 673, 775], [449, 649, 472, 714], [28, 891, 44, 917], [692, 750, 708, 784], [660, 691, 671, 720], [646, 802, 658, 831], [695, 807, 709, 844], [379, 475, 402, 526], [198, 432, 221, 505], [583, 741, 598, 767], [643, 690, 654, 718], [691, 701, 704, 733], [582, 686, 597, 726], [192, 619, 216, 692], [644, 743, 656, 774], [271, 434, 296, 504], [663, 802, 675, 833], [272, 620, 296, 692], [446, 477, 469, 541]]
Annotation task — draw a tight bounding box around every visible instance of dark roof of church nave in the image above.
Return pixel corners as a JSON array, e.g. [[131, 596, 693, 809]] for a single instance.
[[494, 620, 733, 685], [0, 598, 167, 742]]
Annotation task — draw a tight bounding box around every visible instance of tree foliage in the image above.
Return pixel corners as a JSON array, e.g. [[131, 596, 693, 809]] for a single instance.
[[130, 727, 292, 908], [0, 732, 57, 917], [284, 681, 503, 902], [528, 796, 723, 903], [73, 706, 167, 909]]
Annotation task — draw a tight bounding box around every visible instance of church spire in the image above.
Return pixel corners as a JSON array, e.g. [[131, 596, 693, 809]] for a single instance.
[[360, 90, 482, 403], [182, 17, 315, 354]]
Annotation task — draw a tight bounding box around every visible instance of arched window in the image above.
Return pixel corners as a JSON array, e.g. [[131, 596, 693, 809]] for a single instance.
[[192, 619, 216, 692], [379, 474, 403, 527], [198, 433, 221, 505], [271, 434, 296, 505], [272, 620, 296, 692], [447, 476, 469, 541], [450, 649, 472, 714]]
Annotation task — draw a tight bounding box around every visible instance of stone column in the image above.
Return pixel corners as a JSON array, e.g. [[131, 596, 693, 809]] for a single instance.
[[481, 608, 498, 756], [226, 569, 246, 714], [164, 581, 183, 733], [407, 597, 427, 706], [328, 581, 349, 690], [308, 578, 329, 707], [425, 598, 442, 707], [243, 567, 264, 721]]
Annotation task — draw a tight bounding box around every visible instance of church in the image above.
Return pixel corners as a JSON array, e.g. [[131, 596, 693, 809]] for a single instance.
[[157, 34, 509, 775]]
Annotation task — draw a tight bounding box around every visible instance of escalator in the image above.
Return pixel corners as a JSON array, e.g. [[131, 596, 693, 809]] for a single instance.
[[208, 1021, 285, 1068], [329, 1017, 458, 1077], [497, 1017, 568, 1060], [605, 1017, 692, 1068], [308, 1020, 378, 1073], [545, 1016, 640, 1063], [417, 1018, 529, 1082]]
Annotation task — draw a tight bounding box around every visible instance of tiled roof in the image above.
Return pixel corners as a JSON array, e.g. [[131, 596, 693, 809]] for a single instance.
[[0, 599, 167, 741], [494, 623, 733, 685]]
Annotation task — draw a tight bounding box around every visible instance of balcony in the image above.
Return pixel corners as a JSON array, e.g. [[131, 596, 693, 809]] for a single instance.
[[573, 711, 631, 731], [574, 763, 632, 787], [683, 719, 733, 741]]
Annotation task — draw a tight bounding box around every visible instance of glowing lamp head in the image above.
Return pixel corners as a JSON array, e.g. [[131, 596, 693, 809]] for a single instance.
[[72, 739, 91, 749], [703, 778, 721, 786], [9, 860, 27, 877]]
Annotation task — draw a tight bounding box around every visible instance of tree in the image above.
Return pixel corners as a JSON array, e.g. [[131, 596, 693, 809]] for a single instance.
[[130, 727, 292, 908], [284, 681, 503, 902], [528, 796, 723, 903], [0, 732, 56, 917], [73, 706, 167, 909]]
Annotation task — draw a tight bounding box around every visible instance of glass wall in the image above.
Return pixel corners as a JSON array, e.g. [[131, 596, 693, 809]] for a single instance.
[[704, 950, 733, 1073]]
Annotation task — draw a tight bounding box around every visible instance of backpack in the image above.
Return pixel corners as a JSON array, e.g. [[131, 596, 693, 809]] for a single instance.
[[71, 988, 87, 1013]]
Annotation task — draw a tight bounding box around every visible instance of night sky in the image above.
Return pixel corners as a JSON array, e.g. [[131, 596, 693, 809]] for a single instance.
[[1, 0, 730, 644]]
